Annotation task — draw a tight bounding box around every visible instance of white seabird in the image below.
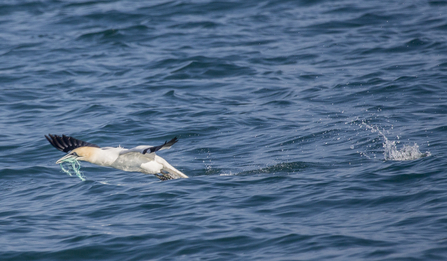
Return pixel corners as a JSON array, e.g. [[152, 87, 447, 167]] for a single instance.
[[45, 134, 188, 180]]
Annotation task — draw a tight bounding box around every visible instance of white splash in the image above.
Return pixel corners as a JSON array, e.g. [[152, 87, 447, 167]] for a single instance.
[[220, 172, 235, 176], [361, 123, 430, 161]]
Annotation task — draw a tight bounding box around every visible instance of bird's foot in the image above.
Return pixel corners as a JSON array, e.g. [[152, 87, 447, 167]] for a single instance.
[[155, 170, 174, 181]]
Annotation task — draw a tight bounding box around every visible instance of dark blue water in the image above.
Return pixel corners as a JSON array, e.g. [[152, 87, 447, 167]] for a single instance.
[[1, 0, 447, 260]]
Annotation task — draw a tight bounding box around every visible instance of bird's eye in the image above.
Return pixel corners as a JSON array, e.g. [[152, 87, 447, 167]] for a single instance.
[[72, 152, 79, 157]]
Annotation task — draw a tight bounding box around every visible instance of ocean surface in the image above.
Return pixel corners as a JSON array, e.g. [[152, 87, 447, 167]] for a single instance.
[[1, 0, 447, 260]]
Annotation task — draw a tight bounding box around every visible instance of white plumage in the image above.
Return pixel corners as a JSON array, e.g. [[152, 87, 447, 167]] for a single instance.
[[45, 134, 188, 180]]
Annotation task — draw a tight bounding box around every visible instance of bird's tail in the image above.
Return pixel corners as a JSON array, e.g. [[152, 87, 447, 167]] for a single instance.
[[155, 155, 188, 179]]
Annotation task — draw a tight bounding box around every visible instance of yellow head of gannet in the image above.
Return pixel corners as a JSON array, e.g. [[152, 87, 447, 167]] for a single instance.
[[54, 146, 101, 164], [45, 134, 188, 180]]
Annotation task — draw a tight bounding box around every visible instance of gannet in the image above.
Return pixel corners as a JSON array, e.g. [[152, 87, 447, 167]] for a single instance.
[[45, 134, 188, 180]]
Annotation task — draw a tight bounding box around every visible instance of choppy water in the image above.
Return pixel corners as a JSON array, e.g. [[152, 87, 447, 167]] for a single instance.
[[1, 0, 447, 260]]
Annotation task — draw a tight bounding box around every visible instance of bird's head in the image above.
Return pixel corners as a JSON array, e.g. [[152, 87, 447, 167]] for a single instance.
[[56, 147, 97, 164]]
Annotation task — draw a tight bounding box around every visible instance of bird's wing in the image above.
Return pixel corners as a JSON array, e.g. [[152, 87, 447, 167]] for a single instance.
[[45, 134, 100, 153], [119, 137, 178, 155]]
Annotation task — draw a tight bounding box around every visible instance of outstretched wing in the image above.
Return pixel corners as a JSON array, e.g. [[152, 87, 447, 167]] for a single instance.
[[45, 134, 100, 153], [142, 137, 178, 154], [120, 137, 179, 155]]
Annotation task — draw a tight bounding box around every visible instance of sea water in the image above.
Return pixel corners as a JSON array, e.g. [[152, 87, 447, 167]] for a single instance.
[[1, 0, 446, 260]]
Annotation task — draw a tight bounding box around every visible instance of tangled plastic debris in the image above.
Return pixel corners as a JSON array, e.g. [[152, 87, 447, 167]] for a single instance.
[[59, 157, 86, 181]]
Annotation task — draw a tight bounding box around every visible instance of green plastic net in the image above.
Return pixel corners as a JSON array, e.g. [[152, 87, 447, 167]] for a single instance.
[[59, 157, 86, 181]]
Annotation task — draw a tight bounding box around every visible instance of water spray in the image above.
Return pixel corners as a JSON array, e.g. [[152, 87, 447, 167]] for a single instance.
[[361, 122, 430, 161]]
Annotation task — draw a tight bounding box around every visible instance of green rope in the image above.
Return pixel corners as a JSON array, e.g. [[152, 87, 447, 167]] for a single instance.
[[59, 157, 86, 181]]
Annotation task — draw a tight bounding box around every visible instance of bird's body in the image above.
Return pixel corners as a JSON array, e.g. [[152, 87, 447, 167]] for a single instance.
[[45, 134, 188, 180]]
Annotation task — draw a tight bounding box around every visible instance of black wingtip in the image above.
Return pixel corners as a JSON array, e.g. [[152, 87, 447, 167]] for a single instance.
[[142, 137, 179, 154], [45, 134, 100, 153]]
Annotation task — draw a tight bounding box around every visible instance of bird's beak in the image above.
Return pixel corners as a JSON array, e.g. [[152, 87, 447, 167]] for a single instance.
[[56, 154, 79, 164]]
